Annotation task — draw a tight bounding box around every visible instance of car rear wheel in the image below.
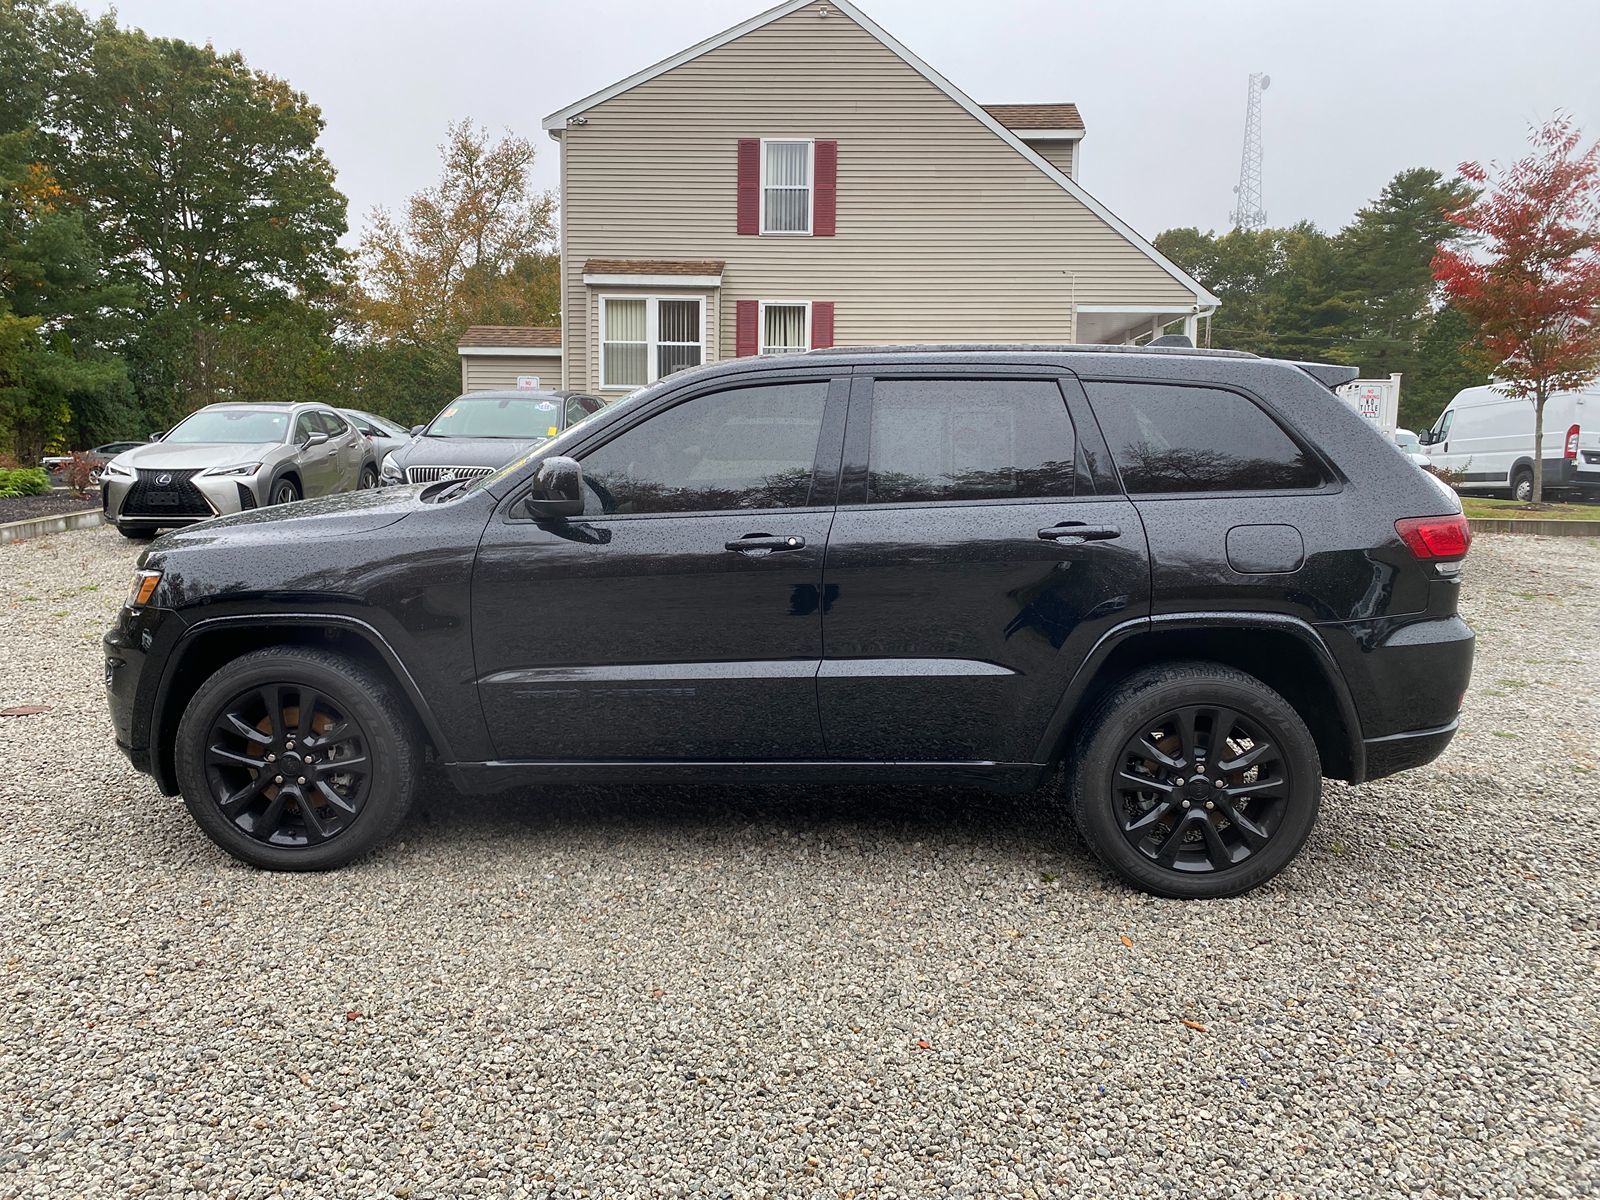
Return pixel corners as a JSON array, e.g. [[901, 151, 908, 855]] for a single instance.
[[174, 647, 419, 870], [1511, 467, 1533, 502], [270, 477, 301, 506], [1068, 662, 1320, 899], [358, 465, 378, 490]]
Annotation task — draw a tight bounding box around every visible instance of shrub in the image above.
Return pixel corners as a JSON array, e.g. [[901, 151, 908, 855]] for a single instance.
[[0, 467, 52, 498], [57, 451, 100, 496], [1424, 463, 1466, 492]]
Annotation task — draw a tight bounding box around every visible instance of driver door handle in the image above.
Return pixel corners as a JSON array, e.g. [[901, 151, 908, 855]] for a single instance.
[[1038, 522, 1121, 543], [725, 533, 806, 554]]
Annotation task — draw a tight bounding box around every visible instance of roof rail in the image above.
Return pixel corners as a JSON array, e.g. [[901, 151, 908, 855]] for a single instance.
[[803, 342, 1257, 360]]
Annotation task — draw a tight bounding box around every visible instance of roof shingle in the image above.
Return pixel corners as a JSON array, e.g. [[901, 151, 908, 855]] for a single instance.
[[457, 326, 562, 349], [583, 258, 726, 277], [982, 103, 1084, 132]]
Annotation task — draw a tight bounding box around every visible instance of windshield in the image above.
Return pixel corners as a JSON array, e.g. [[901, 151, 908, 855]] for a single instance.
[[425, 395, 567, 439], [163, 408, 289, 444], [1394, 431, 1420, 452], [461, 402, 610, 497]]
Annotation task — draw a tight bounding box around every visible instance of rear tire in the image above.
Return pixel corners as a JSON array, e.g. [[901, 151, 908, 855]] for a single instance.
[[174, 646, 419, 870], [1068, 661, 1320, 899], [358, 465, 378, 490], [1511, 467, 1533, 503]]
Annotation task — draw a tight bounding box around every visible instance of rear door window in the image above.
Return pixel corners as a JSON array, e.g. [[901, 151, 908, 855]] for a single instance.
[[1085, 381, 1322, 494], [865, 378, 1077, 504]]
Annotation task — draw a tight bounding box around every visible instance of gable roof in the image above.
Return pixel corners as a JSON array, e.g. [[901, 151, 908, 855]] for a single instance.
[[542, 0, 1218, 308], [458, 326, 562, 349], [983, 104, 1085, 133]]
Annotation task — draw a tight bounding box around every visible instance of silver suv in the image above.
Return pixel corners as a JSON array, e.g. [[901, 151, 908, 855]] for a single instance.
[[101, 403, 377, 540]]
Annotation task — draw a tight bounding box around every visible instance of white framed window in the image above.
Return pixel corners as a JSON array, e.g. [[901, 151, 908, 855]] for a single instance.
[[599, 295, 706, 390], [760, 138, 813, 235], [760, 302, 810, 355]]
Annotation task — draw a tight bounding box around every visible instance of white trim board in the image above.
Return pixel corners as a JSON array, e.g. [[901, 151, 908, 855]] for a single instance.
[[540, 0, 1218, 308], [1008, 129, 1085, 141], [458, 346, 564, 357], [582, 273, 724, 288]]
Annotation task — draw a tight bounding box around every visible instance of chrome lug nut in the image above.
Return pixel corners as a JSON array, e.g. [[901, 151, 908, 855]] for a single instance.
[[297, 776, 306, 785], [266, 753, 276, 762], [1213, 777, 1226, 787], [1173, 777, 1186, 787], [1181, 799, 1191, 809], [274, 775, 283, 784], [1205, 800, 1215, 810]]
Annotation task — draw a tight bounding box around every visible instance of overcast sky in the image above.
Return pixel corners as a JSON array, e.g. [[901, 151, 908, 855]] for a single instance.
[[83, 0, 1600, 245]]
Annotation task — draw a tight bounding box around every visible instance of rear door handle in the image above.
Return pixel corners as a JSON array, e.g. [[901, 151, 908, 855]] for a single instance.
[[1038, 522, 1121, 543], [725, 533, 806, 554]]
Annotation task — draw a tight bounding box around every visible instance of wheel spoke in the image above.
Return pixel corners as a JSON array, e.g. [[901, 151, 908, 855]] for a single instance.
[[1219, 740, 1277, 774], [1196, 814, 1233, 869], [296, 690, 322, 740], [323, 753, 369, 777], [1123, 799, 1176, 836], [1117, 770, 1172, 794], [1209, 709, 1237, 759], [315, 779, 358, 815], [313, 720, 353, 748], [223, 713, 271, 745], [254, 790, 288, 838], [1224, 777, 1287, 800], [254, 688, 280, 741], [219, 772, 270, 817], [1216, 798, 1270, 850], [1153, 816, 1190, 866], [208, 744, 266, 771], [1134, 737, 1182, 771], [297, 791, 331, 843], [1174, 708, 1200, 765]]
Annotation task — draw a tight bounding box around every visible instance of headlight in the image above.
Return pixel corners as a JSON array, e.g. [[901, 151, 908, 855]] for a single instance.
[[101, 461, 134, 479], [203, 462, 262, 477], [380, 457, 405, 483], [126, 569, 162, 607]]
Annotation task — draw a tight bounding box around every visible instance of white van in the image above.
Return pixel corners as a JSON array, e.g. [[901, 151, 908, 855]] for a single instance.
[[1421, 383, 1600, 500]]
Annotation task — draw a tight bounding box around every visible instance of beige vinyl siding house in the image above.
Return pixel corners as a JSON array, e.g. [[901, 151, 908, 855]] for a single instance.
[[457, 327, 563, 393], [543, 0, 1217, 397]]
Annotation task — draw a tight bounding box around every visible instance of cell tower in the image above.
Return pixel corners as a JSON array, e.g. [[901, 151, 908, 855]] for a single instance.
[[1230, 72, 1270, 232]]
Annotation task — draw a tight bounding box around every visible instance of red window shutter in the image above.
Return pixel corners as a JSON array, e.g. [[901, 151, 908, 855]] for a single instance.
[[736, 300, 759, 356], [810, 302, 834, 349], [814, 140, 837, 236], [736, 140, 760, 235]]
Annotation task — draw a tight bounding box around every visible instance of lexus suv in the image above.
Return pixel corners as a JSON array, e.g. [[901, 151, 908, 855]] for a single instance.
[[104, 345, 1474, 898], [101, 403, 377, 539]]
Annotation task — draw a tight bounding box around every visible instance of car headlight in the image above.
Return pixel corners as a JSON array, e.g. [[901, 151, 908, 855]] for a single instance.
[[126, 569, 162, 608], [203, 462, 262, 477], [101, 460, 134, 479], [380, 457, 405, 483]]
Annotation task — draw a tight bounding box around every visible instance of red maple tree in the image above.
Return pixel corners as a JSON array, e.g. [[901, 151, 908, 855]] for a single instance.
[[1432, 117, 1600, 504]]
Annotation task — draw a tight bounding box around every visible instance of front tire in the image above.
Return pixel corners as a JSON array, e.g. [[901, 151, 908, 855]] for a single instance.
[[117, 524, 158, 541], [174, 647, 420, 870], [1068, 662, 1320, 899], [270, 477, 301, 507]]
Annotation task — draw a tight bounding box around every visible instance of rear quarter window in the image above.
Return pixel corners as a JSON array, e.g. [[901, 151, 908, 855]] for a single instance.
[[1085, 381, 1323, 494]]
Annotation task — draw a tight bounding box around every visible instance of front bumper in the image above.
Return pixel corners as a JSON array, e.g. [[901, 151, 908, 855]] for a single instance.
[[102, 469, 268, 529], [104, 602, 185, 793]]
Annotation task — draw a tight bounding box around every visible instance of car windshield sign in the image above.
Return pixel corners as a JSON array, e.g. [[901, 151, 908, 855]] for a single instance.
[[163, 409, 289, 444], [425, 396, 563, 439]]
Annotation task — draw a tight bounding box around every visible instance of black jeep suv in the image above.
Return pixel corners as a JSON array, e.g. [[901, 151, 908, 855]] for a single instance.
[[104, 345, 1474, 898]]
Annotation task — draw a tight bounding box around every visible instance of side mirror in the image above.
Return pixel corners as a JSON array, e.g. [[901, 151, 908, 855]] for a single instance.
[[304, 430, 330, 448], [1417, 431, 1434, 446], [410, 425, 426, 437], [523, 455, 584, 519], [149, 430, 165, 441]]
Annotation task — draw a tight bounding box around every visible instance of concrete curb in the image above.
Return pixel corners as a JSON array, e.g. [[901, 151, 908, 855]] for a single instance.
[[0, 507, 104, 544], [1468, 518, 1600, 537]]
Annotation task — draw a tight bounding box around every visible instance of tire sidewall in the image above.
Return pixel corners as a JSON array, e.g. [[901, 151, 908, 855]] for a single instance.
[[175, 649, 413, 870], [271, 477, 300, 506], [1072, 671, 1321, 899]]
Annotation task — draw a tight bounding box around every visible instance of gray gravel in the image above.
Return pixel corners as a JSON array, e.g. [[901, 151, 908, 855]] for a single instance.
[[1, 524, 1596, 1199]]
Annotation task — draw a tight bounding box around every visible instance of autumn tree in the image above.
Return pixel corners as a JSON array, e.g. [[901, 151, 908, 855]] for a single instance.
[[1434, 117, 1600, 504], [357, 120, 558, 346]]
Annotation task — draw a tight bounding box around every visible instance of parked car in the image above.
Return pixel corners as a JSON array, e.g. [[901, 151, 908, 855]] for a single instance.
[[339, 408, 413, 467], [100, 403, 378, 540], [42, 441, 146, 484], [105, 344, 1474, 898], [379, 389, 604, 485], [1390, 428, 1432, 469], [1421, 383, 1599, 500]]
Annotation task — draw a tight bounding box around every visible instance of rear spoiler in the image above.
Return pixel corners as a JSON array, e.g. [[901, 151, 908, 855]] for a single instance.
[[1294, 361, 1360, 390]]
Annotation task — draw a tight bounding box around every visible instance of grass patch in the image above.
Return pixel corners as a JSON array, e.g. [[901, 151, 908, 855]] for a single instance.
[[1491, 730, 1519, 740], [1461, 497, 1600, 521]]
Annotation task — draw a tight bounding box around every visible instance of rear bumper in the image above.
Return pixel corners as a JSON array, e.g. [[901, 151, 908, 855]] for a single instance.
[[1362, 719, 1459, 782]]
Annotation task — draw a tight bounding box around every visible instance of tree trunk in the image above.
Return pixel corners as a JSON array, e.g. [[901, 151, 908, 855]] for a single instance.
[[1532, 385, 1546, 505]]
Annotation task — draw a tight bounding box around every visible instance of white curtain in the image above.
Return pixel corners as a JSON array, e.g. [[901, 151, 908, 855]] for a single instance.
[[762, 305, 806, 354], [763, 141, 810, 232], [603, 299, 647, 387]]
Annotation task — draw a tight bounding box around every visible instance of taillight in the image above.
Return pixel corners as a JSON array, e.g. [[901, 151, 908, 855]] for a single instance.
[[1566, 424, 1580, 459], [1395, 514, 1472, 561]]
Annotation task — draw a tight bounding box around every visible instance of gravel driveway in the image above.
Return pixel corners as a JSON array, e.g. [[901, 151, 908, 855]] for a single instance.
[[1, 525, 1596, 1200]]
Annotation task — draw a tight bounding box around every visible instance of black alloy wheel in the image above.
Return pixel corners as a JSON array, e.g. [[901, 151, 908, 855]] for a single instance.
[[175, 647, 418, 869], [203, 683, 371, 848], [1112, 704, 1289, 873], [1068, 662, 1320, 899]]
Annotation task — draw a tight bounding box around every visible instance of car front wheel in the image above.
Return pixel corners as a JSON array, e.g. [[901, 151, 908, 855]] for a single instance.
[[174, 646, 419, 870], [1068, 662, 1320, 899], [270, 477, 301, 506]]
